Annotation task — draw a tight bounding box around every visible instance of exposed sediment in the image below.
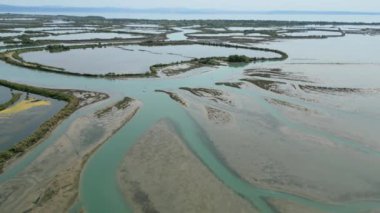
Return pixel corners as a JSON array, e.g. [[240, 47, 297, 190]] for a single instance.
[[244, 68, 312, 83], [118, 120, 256, 213], [0, 97, 141, 212], [299, 84, 380, 95], [266, 198, 325, 213], [180, 87, 233, 105], [205, 106, 232, 125], [241, 78, 287, 94], [0, 80, 109, 172], [155, 89, 187, 106], [215, 82, 244, 89]]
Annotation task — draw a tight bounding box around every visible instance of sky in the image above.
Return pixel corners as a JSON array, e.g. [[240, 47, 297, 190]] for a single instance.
[[2, 0, 380, 12]]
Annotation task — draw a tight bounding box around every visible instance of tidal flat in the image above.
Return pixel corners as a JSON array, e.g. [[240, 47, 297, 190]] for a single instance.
[[118, 120, 255, 213], [0, 14, 380, 213]]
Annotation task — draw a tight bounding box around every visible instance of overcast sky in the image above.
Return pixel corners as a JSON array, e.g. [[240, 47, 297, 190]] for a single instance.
[[2, 0, 380, 12]]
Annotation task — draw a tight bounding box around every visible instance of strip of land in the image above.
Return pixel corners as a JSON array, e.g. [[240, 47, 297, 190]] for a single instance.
[[0, 92, 22, 111], [0, 96, 141, 212], [0, 80, 108, 172], [0, 41, 288, 78]]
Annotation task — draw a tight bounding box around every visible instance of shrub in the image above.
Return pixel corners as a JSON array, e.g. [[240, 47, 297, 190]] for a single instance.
[[227, 55, 251, 63]]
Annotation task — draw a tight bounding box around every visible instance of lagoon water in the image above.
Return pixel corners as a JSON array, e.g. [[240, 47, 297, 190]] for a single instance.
[[0, 86, 12, 104], [280, 30, 342, 36], [0, 93, 65, 151], [0, 24, 380, 213], [32, 32, 143, 41], [21, 44, 277, 74], [166, 28, 199, 41], [15, 12, 380, 22], [0, 32, 23, 37]]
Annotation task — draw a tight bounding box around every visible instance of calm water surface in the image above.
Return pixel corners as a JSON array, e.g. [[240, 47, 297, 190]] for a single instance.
[[31, 32, 143, 41], [0, 31, 379, 213], [0, 93, 66, 151], [21, 44, 277, 74], [0, 86, 12, 103]]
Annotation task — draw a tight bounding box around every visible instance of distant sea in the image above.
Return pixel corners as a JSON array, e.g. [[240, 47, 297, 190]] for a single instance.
[[9, 12, 380, 22]]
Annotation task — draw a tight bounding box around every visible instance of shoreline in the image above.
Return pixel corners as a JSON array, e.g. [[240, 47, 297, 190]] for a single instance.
[[0, 80, 108, 173], [0, 97, 141, 212], [0, 41, 288, 79], [0, 92, 22, 111], [118, 119, 256, 212], [34, 99, 141, 213]]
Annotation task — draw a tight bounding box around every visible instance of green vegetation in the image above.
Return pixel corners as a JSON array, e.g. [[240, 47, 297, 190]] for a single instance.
[[45, 45, 70, 53], [197, 58, 221, 65], [0, 39, 288, 79], [115, 97, 134, 110], [0, 80, 80, 172], [227, 55, 251, 63], [0, 92, 22, 111], [215, 82, 243, 89], [19, 35, 35, 45], [95, 97, 133, 118]]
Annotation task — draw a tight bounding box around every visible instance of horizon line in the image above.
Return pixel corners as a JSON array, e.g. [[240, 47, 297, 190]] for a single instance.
[[1, 4, 380, 15]]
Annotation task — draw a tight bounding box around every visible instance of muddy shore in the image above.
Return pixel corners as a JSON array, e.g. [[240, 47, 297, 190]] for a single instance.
[[118, 119, 256, 213]]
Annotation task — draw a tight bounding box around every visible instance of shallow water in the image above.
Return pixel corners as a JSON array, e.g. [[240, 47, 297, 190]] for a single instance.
[[0, 86, 12, 103], [166, 28, 199, 41], [0, 92, 66, 151], [31, 32, 143, 41], [112, 27, 166, 34], [256, 34, 380, 63], [0, 31, 379, 213], [0, 32, 23, 37], [228, 27, 255, 31], [191, 32, 244, 37], [21, 44, 277, 74], [43, 29, 89, 34], [281, 30, 342, 36], [14, 26, 96, 32], [126, 24, 160, 28]]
